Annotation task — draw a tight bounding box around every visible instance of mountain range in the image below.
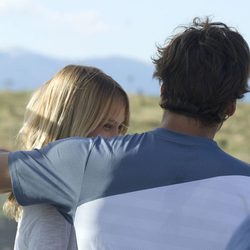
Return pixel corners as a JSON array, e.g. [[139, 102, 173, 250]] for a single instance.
[[0, 48, 249, 101], [0, 49, 160, 96]]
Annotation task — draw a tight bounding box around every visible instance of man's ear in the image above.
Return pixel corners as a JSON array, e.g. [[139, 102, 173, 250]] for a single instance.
[[227, 102, 236, 117], [160, 84, 165, 96]]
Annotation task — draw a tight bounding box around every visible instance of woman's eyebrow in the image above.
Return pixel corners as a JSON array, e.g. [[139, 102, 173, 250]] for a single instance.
[[104, 119, 118, 124], [102, 119, 128, 128]]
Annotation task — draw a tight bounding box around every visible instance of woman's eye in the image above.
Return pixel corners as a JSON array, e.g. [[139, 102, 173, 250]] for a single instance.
[[118, 124, 124, 132], [103, 123, 114, 130]]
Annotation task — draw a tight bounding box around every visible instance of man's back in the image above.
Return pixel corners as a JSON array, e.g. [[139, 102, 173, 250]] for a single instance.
[[9, 128, 250, 249], [74, 129, 250, 249]]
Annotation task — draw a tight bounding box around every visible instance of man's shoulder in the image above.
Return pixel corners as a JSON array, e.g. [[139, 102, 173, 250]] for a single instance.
[[217, 149, 250, 174], [92, 130, 157, 154]]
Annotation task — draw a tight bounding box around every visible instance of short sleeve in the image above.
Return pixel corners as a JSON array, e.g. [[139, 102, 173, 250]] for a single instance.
[[8, 137, 93, 222]]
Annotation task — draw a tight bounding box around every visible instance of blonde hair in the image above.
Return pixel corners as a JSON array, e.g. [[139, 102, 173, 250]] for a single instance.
[[4, 64, 130, 220]]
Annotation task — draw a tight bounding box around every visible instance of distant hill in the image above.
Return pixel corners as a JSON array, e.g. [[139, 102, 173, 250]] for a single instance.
[[0, 49, 160, 95], [0, 48, 249, 100]]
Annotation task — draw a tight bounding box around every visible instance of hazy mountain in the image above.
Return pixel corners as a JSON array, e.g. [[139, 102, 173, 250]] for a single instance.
[[0, 48, 160, 95], [0, 48, 249, 101]]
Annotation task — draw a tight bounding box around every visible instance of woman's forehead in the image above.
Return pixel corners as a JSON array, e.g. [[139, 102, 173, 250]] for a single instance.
[[105, 100, 126, 121]]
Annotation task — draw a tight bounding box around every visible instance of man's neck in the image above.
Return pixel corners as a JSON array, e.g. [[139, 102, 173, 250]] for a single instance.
[[160, 111, 219, 139]]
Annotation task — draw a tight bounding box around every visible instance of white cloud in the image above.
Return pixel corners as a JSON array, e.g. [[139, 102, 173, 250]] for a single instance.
[[46, 10, 108, 34], [0, 0, 109, 35], [0, 0, 33, 13]]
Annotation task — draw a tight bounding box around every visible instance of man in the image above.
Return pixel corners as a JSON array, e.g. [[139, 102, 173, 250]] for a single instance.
[[1, 17, 250, 249]]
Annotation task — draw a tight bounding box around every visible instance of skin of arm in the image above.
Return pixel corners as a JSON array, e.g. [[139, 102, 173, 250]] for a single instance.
[[0, 153, 12, 193]]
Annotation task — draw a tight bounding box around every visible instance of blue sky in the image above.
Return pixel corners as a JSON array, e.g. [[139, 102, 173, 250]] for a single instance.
[[0, 0, 250, 63]]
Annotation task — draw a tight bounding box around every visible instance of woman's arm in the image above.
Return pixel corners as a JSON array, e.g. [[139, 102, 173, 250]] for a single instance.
[[0, 153, 12, 193]]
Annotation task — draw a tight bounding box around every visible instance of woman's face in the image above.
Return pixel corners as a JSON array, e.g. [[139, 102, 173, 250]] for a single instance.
[[89, 102, 126, 138]]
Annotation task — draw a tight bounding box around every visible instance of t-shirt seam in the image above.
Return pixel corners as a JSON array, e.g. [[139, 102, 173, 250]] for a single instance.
[[77, 139, 96, 208]]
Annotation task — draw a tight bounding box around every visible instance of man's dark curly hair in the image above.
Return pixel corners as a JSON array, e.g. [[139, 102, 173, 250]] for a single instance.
[[153, 17, 250, 126]]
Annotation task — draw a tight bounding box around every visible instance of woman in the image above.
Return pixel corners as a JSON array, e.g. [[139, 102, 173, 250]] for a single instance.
[[4, 64, 130, 250], [226, 215, 250, 250]]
